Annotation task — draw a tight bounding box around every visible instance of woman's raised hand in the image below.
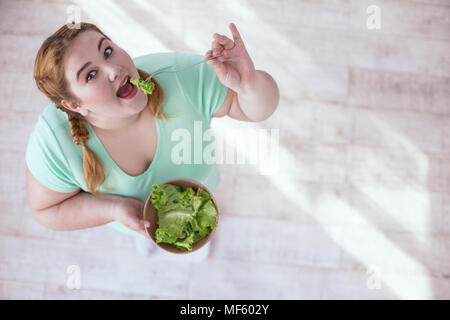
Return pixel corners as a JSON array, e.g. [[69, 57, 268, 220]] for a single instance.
[[205, 22, 256, 93]]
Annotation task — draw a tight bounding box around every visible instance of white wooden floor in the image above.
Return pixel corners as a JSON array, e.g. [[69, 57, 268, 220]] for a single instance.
[[1, 0, 449, 299]]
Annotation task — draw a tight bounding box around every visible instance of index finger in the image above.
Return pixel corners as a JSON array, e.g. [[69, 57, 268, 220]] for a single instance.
[[229, 22, 242, 44]]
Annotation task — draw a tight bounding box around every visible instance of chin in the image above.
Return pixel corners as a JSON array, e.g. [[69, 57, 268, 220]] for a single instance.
[[137, 91, 149, 109], [122, 89, 148, 112], [134, 91, 149, 113]]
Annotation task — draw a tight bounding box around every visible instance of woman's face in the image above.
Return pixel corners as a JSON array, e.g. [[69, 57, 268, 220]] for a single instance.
[[62, 30, 148, 126]]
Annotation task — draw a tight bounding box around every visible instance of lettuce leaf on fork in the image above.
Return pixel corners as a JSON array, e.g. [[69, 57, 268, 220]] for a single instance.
[[130, 77, 155, 95], [150, 183, 219, 251]]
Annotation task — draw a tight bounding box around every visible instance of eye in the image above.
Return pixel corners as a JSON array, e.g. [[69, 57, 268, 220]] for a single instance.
[[86, 46, 113, 82], [86, 70, 96, 81], [104, 46, 113, 57]]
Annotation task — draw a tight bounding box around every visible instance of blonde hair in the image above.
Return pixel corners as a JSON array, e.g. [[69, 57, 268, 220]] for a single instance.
[[34, 22, 167, 195]]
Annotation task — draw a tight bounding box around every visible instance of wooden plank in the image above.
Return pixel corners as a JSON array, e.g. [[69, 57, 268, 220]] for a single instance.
[[335, 232, 450, 299], [279, 142, 347, 184], [349, 107, 444, 153], [249, 0, 450, 40], [42, 283, 178, 300], [0, 151, 28, 207], [442, 193, 450, 234], [268, 97, 316, 142], [353, 0, 450, 41], [187, 258, 450, 299], [227, 169, 313, 223], [187, 258, 324, 299], [260, 99, 352, 146], [403, 0, 450, 7], [269, 62, 349, 102], [310, 101, 354, 145], [227, 163, 349, 224], [0, 279, 45, 299], [0, 235, 192, 298], [320, 269, 450, 299], [337, 227, 450, 277], [0, 0, 69, 36], [228, 159, 448, 234], [0, 203, 26, 237], [282, 25, 450, 77], [319, 269, 398, 299], [0, 115, 39, 153], [209, 216, 343, 269], [443, 118, 450, 152], [213, 163, 237, 216], [348, 68, 450, 116], [347, 144, 434, 191], [0, 60, 51, 113], [347, 185, 448, 234], [421, 153, 449, 194]]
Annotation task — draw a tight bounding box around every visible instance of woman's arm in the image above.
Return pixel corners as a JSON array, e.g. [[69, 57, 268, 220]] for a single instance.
[[31, 191, 150, 238], [31, 191, 118, 231], [27, 165, 150, 236], [233, 70, 280, 122]]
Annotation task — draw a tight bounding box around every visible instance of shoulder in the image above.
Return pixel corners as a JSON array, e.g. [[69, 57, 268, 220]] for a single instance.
[[132, 51, 177, 73], [26, 104, 81, 192], [34, 104, 73, 139], [28, 103, 77, 155]]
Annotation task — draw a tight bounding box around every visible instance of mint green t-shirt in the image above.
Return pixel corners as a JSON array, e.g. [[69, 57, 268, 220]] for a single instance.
[[26, 51, 228, 237]]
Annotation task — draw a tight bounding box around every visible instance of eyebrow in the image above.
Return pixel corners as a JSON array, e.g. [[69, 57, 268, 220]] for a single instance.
[[76, 37, 107, 81]]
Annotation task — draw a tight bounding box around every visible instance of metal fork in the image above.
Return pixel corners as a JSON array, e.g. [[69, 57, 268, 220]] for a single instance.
[[144, 53, 226, 82]]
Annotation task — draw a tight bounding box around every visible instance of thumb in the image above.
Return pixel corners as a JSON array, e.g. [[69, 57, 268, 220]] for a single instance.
[[140, 219, 150, 229], [209, 58, 228, 81], [127, 216, 144, 231]]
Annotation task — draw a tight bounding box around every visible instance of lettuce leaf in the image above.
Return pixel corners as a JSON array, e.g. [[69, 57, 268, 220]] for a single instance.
[[150, 183, 219, 251], [130, 77, 155, 95]]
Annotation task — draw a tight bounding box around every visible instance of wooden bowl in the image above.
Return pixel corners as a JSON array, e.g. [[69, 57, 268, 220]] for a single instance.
[[143, 178, 219, 254]]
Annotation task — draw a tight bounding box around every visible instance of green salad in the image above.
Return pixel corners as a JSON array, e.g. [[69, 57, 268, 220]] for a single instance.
[[150, 183, 219, 251], [130, 77, 155, 95]]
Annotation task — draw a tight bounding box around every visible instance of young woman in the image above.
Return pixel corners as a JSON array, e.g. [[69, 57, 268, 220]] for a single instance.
[[26, 22, 279, 257]]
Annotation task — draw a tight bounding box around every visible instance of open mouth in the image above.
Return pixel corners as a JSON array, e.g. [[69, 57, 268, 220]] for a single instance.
[[116, 76, 137, 99]]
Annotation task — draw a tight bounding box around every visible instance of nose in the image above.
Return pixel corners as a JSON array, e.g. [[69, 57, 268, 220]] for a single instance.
[[104, 63, 123, 83]]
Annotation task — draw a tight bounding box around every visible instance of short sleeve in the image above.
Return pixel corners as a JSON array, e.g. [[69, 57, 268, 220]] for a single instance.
[[174, 52, 229, 120], [26, 117, 79, 193]]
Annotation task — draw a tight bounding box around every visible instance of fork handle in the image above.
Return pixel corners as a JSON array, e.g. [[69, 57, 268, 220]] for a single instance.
[[145, 54, 224, 81]]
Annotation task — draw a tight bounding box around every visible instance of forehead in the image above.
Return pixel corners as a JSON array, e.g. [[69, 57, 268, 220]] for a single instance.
[[64, 30, 103, 80]]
